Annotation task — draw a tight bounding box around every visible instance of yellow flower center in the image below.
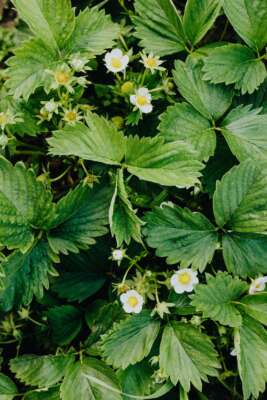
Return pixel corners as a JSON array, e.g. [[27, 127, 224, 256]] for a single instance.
[[145, 58, 158, 68], [178, 272, 191, 285], [65, 111, 77, 121], [55, 71, 71, 85], [0, 113, 8, 125], [127, 296, 138, 307], [136, 95, 149, 107], [255, 282, 262, 289], [111, 57, 122, 69]]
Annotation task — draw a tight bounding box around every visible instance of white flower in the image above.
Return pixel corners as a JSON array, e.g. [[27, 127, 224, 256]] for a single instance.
[[69, 54, 89, 71], [249, 276, 267, 295], [42, 99, 59, 114], [130, 87, 153, 114], [112, 248, 126, 262], [141, 53, 164, 73], [120, 290, 144, 314], [230, 348, 237, 357], [104, 48, 129, 73], [63, 108, 83, 124], [170, 268, 199, 294]]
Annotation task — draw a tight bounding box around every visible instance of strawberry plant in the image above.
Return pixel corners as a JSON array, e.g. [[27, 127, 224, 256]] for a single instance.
[[0, 0, 267, 399]]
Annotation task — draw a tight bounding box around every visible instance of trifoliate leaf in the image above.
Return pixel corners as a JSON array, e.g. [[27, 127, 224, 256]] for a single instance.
[[203, 44, 267, 94], [222, 232, 267, 277], [159, 102, 216, 161], [6, 37, 58, 100], [223, 0, 267, 51], [60, 357, 122, 400], [47, 305, 83, 346], [183, 0, 221, 45], [66, 7, 119, 55], [133, 0, 186, 56], [144, 205, 218, 271], [48, 112, 126, 166], [0, 373, 17, 400], [234, 316, 267, 400], [109, 169, 143, 246], [191, 272, 247, 326], [9, 354, 74, 388], [221, 105, 267, 161], [173, 58, 232, 120], [0, 241, 53, 311], [213, 161, 267, 232], [125, 136, 203, 187], [159, 321, 220, 391], [11, 0, 75, 50], [239, 294, 267, 326], [47, 183, 111, 254], [101, 310, 160, 369]]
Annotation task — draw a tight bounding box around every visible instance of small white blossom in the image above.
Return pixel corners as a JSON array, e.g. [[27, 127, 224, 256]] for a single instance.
[[41, 99, 59, 114], [63, 108, 83, 125], [130, 87, 153, 114], [47, 66, 74, 93], [104, 48, 129, 73], [170, 268, 199, 294], [69, 54, 89, 72], [249, 276, 267, 295], [112, 248, 126, 262], [141, 53, 164, 73], [0, 110, 22, 130], [120, 289, 144, 314]]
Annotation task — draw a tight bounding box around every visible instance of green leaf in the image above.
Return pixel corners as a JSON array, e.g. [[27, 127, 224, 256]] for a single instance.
[[60, 357, 122, 400], [202, 44, 267, 94], [183, 0, 221, 45], [133, 0, 186, 56], [47, 183, 111, 254], [24, 388, 60, 400], [47, 305, 83, 346], [213, 161, 267, 231], [0, 373, 17, 400], [125, 136, 203, 187], [159, 321, 220, 391], [118, 361, 154, 398], [173, 58, 232, 120], [0, 241, 53, 311], [6, 37, 58, 101], [143, 205, 218, 271], [223, 0, 267, 51], [48, 112, 126, 166], [101, 310, 160, 369], [11, 0, 75, 50], [234, 316, 267, 399], [222, 232, 267, 277], [109, 169, 143, 246], [191, 272, 247, 326], [221, 105, 267, 161], [9, 354, 74, 388], [239, 293, 267, 326], [158, 102, 216, 161], [66, 7, 119, 55]]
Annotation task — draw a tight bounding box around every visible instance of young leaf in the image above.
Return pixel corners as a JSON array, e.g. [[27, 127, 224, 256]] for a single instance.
[[173, 58, 232, 120], [239, 293, 267, 326], [47, 305, 83, 346], [223, 0, 267, 51], [213, 161, 267, 232], [6, 38, 59, 100], [159, 321, 220, 391], [0, 373, 17, 400], [183, 0, 221, 45], [109, 169, 143, 246], [66, 7, 119, 55], [133, 0, 186, 56], [47, 184, 111, 254], [11, 0, 75, 50], [143, 205, 218, 271], [0, 241, 53, 312], [101, 310, 160, 369], [158, 102, 216, 161], [191, 272, 247, 327], [9, 354, 74, 388], [60, 357, 122, 400], [203, 44, 267, 94], [48, 113, 126, 166], [222, 232, 267, 277], [221, 105, 267, 161], [234, 316, 267, 400], [125, 136, 203, 187]]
